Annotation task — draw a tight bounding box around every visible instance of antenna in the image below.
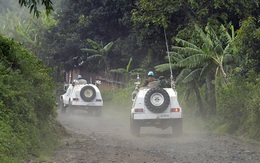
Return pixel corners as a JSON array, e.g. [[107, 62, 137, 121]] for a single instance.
[[69, 71, 72, 84], [164, 28, 175, 90]]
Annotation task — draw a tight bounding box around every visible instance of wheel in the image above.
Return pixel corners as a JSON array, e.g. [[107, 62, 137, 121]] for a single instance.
[[80, 86, 96, 102], [172, 119, 183, 137], [130, 118, 140, 137], [144, 87, 170, 113], [94, 107, 102, 117]]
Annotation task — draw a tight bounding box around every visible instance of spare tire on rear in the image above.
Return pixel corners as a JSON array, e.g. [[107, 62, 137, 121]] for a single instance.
[[80, 86, 96, 102], [144, 87, 170, 113]]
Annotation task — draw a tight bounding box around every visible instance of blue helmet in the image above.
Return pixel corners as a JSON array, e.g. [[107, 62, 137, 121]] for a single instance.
[[78, 75, 82, 79], [147, 71, 154, 76]]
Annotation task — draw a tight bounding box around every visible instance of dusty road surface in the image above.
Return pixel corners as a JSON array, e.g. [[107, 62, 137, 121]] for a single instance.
[[51, 108, 260, 163]]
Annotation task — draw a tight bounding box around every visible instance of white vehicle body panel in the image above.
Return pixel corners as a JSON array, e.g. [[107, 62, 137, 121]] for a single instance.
[[61, 82, 103, 109], [131, 88, 182, 120], [130, 79, 183, 136]]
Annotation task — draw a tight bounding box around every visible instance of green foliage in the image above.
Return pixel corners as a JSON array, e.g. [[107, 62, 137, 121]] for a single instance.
[[173, 23, 236, 84], [18, 0, 53, 17], [132, 0, 180, 28], [156, 23, 237, 118], [0, 35, 59, 161], [101, 84, 135, 119], [0, 1, 57, 65], [126, 58, 132, 72], [212, 71, 260, 140], [46, 0, 134, 75], [235, 17, 260, 73]]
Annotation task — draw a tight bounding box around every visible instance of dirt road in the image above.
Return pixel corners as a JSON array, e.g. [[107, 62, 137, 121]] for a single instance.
[[51, 108, 260, 163]]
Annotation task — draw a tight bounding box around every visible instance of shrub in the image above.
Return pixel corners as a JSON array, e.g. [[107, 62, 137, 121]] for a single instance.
[[213, 71, 260, 141], [0, 35, 59, 161]]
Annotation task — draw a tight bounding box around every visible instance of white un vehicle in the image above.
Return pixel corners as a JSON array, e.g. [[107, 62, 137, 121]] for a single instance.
[[130, 74, 183, 137], [60, 78, 103, 116]]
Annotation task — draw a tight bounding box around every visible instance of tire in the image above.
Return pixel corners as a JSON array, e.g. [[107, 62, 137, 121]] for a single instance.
[[80, 86, 96, 102], [172, 119, 183, 137], [130, 118, 140, 137], [144, 87, 170, 113]]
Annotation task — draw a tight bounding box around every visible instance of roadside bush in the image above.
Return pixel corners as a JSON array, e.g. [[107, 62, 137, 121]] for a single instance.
[[0, 35, 59, 161], [212, 71, 260, 141], [102, 84, 133, 110]]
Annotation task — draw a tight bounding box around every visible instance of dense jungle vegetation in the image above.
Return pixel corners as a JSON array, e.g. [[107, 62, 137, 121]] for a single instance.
[[0, 0, 259, 161]]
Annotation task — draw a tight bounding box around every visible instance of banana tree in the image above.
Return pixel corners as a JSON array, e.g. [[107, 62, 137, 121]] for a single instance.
[[173, 24, 236, 84], [156, 24, 236, 116], [172, 24, 236, 115], [81, 39, 114, 76]]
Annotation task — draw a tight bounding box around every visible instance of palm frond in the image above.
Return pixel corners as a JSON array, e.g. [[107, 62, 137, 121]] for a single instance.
[[205, 26, 224, 55], [195, 24, 213, 48], [176, 68, 191, 84], [220, 24, 234, 44], [213, 41, 224, 56], [86, 38, 102, 50], [103, 42, 114, 51], [201, 44, 210, 55], [175, 38, 200, 49], [81, 48, 99, 54], [155, 63, 176, 72], [126, 58, 132, 72], [168, 51, 184, 58], [168, 51, 187, 62], [200, 61, 216, 80], [223, 43, 232, 55], [183, 68, 202, 84], [172, 46, 205, 56], [176, 54, 209, 68], [223, 53, 234, 64], [87, 54, 102, 60]]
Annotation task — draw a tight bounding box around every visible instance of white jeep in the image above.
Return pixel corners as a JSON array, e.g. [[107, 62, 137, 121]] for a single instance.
[[130, 76, 183, 136], [60, 80, 103, 116]]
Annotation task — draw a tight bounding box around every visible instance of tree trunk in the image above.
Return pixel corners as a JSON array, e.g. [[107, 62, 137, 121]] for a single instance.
[[219, 64, 228, 83], [194, 83, 205, 118], [206, 74, 216, 116]]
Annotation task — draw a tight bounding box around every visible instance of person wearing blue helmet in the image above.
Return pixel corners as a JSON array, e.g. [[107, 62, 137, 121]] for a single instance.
[[143, 71, 156, 86], [77, 74, 87, 84]]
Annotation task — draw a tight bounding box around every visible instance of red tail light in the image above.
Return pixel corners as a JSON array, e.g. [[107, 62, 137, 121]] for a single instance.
[[134, 108, 144, 113], [170, 108, 180, 112], [73, 98, 79, 101]]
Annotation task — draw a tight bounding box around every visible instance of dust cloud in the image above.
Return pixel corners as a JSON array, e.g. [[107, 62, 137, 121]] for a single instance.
[[56, 104, 260, 162], [57, 103, 205, 150]]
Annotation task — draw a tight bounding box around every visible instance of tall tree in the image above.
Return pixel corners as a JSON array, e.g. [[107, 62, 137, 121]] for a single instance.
[[169, 23, 236, 115], [173, 24, 236, 84]]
